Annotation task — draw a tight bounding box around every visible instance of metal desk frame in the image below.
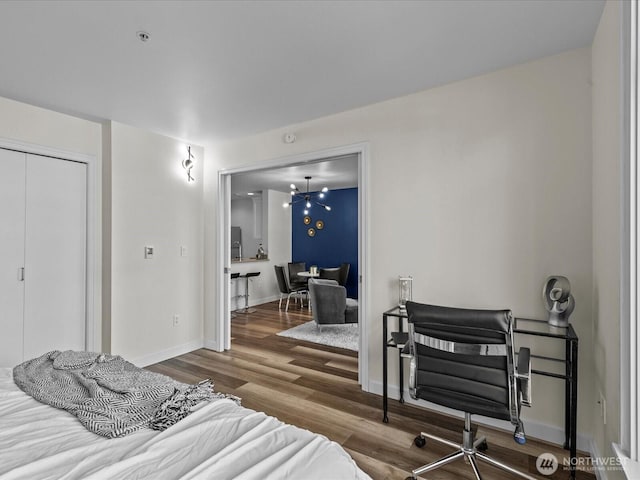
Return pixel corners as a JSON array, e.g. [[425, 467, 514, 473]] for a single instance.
[[514, 317, 579, 478], [381, 307, 579, 479]]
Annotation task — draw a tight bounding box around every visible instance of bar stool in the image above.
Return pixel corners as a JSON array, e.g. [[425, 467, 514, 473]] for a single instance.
[[230, 272, 240, 318], [237, 272, 261, 314]]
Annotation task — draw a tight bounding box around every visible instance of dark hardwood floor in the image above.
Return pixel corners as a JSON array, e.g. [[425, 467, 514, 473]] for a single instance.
[[148, 301, 595, 480]]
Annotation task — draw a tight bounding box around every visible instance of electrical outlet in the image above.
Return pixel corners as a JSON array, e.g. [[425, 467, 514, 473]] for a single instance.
[[173, 314, 180, 327]]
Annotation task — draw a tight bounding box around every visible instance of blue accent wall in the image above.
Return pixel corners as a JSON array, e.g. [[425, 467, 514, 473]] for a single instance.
[[292, 188, 358, 298]]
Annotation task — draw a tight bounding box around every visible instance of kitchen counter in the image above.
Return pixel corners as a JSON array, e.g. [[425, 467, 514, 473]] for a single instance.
[[231, 257, 269, 263]]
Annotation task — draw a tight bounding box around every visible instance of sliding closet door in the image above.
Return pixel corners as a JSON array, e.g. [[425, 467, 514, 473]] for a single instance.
[[0, 149, 26, 366], [23, 154, 87, 359]]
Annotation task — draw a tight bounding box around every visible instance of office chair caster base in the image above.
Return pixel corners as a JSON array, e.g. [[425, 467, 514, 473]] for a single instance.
[[409, 422, 538, 480]]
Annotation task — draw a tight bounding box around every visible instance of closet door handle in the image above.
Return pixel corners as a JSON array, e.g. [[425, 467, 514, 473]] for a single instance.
[[17, 267, 24, 281]]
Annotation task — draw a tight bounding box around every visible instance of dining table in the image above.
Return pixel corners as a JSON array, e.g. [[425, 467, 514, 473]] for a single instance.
[[297, 271, 320, 278]]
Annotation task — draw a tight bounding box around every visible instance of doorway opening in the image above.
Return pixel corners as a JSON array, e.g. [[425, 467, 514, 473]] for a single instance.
[[216, 143, 369, 390]]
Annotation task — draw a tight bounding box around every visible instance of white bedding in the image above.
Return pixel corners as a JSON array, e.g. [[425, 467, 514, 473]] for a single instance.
[[0, 369, 371, 480]]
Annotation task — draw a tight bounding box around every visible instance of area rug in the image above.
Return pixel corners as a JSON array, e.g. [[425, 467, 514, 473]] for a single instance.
[[277, 321, 358, 351]]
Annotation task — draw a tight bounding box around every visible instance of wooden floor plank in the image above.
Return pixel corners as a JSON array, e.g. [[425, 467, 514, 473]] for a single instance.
[[149, 300, 595, 480], [326, 358, 359, 372]]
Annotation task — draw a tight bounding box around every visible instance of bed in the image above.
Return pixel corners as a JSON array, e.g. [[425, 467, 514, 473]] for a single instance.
[[0, 362, 371, 480]]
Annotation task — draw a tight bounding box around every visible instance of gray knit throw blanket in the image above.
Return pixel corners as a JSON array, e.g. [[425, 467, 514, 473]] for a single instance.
[[13, 350, 239, 438]]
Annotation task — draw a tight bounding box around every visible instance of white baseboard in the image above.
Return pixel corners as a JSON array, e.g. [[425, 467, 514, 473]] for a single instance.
[[369, 380, 592, 454], [613, 443, 640, 479], [589, 438, 607, 480], [130, 339, 204, 367], [230, 294, 279, 311]]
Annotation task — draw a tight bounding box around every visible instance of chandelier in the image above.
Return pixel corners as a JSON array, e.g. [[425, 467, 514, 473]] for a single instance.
[[283, 176, 331, 215]]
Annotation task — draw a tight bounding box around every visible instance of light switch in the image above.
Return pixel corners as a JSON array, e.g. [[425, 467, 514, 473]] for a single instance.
[[145, 246, 154, 259], [180, 245, 188, 257]]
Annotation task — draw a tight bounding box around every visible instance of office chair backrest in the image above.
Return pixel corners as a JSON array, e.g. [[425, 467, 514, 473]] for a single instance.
[[406, 301, 516, 423]]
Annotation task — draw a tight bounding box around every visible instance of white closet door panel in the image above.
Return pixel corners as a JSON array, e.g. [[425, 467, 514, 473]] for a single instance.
[[23, 154, 87, 358], [0, 149, 26, 367]]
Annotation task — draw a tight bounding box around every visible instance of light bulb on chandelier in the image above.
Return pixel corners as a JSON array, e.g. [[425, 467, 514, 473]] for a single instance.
[[283, 176, 331, 214]]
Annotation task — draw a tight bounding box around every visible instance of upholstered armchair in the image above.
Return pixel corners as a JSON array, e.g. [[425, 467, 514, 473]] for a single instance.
[[308, 278, 358, 329]]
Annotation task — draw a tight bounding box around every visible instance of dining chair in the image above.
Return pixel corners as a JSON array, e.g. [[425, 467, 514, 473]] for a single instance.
[[275, 265, 307, 312], [319, 267, 341, 283], [338, 263, 350, 286], [287, 262, 307, 289]]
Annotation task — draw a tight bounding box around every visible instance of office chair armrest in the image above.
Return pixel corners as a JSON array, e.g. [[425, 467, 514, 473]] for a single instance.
[[515, 347, 532, 407], [399, 342, 418, 399]]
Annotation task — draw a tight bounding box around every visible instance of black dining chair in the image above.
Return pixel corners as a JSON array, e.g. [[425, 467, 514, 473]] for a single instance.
[[319, 267, 341, 283], [287, 262, 307, 289], [338, 263, 350, 286], [274, 265, 307, 312]]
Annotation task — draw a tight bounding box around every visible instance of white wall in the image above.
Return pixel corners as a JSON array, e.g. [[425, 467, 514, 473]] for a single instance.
[[266, 190, 292, 267], [231, 196, 263, 257], [0, 96, 102, 351], [0, 97, 205, 369], [0, 97, 101, 156], [204, 48, 594, 444], [591, 1, 623, 477], [229, 190, 291, 310], [106, 121, 204, 366]]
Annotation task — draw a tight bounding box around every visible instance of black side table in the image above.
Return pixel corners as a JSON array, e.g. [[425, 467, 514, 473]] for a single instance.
[[382, 306, 408, 423], [381, 309, 579, 479], [514, 317, 579, 479]]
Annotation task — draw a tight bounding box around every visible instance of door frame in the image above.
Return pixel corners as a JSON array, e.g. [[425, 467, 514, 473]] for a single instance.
[[216, 142, 370, 390], [0, 137, 98, 353]]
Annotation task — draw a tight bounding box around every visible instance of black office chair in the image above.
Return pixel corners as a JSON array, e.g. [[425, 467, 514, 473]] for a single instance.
[[404, 301, 533, 480], [274, 265, 307, 312]]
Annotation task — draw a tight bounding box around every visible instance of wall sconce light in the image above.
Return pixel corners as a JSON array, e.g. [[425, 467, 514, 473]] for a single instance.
[[398, 276, 413, 313], [182, 146, 195, 182]]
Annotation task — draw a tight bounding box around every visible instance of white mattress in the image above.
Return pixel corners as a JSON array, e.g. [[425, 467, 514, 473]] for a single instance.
[[0, 368, 371, 480]]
